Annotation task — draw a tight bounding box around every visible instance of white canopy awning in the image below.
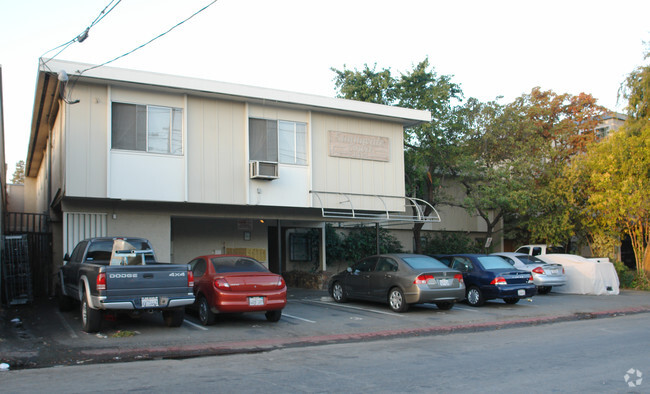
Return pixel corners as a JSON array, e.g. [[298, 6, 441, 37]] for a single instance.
[[310, 191, 441, 225]]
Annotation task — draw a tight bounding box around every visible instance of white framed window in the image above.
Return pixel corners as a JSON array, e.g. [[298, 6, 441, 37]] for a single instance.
[[112, 103, 183, 155], [249, 118, 307, 165]]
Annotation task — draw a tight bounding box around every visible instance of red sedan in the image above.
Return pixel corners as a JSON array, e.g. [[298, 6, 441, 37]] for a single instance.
[[188, 255, 287, 325]]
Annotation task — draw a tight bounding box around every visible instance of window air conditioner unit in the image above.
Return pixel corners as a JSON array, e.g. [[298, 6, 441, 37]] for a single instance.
[[249, 161, 279, 180]]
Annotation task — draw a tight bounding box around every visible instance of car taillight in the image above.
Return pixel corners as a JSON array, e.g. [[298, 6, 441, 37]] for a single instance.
[[562, 267, 565, 274], [277, 277, 286, 289], [454, 273, 464, 284], [532, 267, 545, 275], [414, 274, 434, 284], [214, 277, 230, 290], [528, 275, 534, 284], [97, 272, 106, 291], [490, 276, 507, 285], [188, 268, 194, 287]]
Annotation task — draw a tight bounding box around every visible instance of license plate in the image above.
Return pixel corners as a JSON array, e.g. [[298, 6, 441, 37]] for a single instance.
[[517, 289, 525, 296], [438, 279, 452, 287], [141, 296, 159, 307], [248, 296, 264, 306], [550, 269, 558, 275]]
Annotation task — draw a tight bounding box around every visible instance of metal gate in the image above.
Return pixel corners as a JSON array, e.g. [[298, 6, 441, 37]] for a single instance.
[[2, 235, 33, 305], [2, 212, 52, 303]]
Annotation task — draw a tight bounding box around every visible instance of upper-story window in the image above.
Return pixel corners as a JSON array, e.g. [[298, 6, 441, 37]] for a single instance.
[[249, 118, 307, 165], [112, 102, 183, 155]]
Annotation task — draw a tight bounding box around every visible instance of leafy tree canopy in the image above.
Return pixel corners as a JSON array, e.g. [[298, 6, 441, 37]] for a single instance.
[[11, 160, 25, 184]]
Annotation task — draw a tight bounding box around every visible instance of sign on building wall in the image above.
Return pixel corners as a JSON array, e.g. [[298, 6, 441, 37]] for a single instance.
[[328, 131, 390, 162]]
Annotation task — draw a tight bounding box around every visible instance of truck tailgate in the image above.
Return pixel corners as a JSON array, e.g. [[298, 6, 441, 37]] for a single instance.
[[102, 264, 192, 309]]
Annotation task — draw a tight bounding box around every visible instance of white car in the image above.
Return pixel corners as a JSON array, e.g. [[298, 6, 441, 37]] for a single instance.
[[514, 244, 564, 256], [491, 252, 566, 294]]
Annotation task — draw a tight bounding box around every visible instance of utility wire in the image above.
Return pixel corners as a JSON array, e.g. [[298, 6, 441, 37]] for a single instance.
[[41, 0, 122, 67], [76, 0, 218, 75]]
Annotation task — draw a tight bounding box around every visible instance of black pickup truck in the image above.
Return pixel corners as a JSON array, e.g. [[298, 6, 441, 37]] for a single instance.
[[57, 237, 195, 332]]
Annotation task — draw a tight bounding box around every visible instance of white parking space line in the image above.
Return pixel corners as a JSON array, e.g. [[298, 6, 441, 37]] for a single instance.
[[451, 306, 479, 312], [183, 319, 209, 331], [55, 310, 78, 338], [282, 313, 316, 323], [306, 300, 404, 317]]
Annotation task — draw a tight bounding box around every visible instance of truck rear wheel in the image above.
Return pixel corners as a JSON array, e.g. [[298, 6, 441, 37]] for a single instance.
[[163, 308, 185, 327], [81, 292, 102, 333]]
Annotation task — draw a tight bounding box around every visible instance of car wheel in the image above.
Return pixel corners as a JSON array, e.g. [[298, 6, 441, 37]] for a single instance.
[[435, 301, 454, 310], [163, 308, 185, 327], [81, 291, 102, 333], [388, 287, 409, 313], [466, 286, 485, 307], [198, 296, 215, 326], [331, 281, 348, 303], [537, 286, 551, 295], [265, 310, 282, 322], [503, 297, 520, 304]]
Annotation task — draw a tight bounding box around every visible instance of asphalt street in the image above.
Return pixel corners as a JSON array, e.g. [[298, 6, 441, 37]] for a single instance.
[[1, 288, 649, 370], [1, 313, 649, 393]]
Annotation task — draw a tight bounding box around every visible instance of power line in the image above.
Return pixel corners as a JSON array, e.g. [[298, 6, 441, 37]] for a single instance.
[[41, 0, 122, 67], [76, 0, 218, 75]]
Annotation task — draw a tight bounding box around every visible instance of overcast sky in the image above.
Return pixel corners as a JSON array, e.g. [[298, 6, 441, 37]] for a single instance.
[[1, 0, 649, 179]]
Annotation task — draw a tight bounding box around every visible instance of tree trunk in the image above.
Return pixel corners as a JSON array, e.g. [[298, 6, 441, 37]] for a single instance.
[[413, 222, 424, 254]]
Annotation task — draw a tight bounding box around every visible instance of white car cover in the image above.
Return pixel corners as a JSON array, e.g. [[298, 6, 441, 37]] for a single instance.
[[537, 254, 619, 295]]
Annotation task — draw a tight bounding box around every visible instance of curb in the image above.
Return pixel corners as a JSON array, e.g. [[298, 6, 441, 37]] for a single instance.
[[74, 306, 650, 365]]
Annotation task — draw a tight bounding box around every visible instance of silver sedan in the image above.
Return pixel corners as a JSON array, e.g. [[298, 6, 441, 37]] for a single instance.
[[491, 252, 566, 294], [328, 254, 466, 312]]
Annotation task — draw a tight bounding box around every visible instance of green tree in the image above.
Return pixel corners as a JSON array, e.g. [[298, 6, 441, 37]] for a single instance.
[[566, 49, 650, 278], [11, 160, 25, 184], [569, 124, 650, 278], [331, 63, 395, 105], [512, 88, 606, 245], [332, 59, 463, 253], [450, 98, 541, 246]]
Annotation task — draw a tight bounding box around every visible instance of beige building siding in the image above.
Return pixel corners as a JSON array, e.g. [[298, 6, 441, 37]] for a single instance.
[[171, 217, 269, 266], [61, 201, 172, 262], [311, 113, 405, 212], [50, 105, 65, 204], [186, 97, 247, 205], [421, 180, 490, 233], [65, 83, 108, 198]]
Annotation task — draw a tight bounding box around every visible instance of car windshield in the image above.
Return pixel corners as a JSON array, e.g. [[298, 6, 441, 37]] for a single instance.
[[517, 255, 545, 265], [211, 257, 269, 273], [402, 256, 449, 270], [477, 256, 515, 269]]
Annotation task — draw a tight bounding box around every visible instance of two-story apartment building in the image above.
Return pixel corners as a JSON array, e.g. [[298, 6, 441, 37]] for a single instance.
[[26, 59, 435, 284]]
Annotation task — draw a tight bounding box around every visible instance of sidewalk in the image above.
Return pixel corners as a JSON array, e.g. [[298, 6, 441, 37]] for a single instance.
[[1, 288, 649, 370]]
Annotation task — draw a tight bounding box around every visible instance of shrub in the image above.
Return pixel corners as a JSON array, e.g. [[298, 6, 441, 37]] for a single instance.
[[283, 270, 328, 289], [341, 226, 403, 262], [423, 232, 482, 255]]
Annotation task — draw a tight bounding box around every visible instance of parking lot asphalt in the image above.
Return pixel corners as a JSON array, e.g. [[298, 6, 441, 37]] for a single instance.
[[1, 288, 650, 370]]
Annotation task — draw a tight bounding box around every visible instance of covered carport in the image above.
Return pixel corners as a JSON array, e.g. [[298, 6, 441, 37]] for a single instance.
[[168, 192, 441, 276]]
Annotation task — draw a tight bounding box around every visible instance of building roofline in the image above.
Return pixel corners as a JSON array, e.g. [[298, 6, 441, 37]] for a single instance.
[[27, 59, 431, 177], [41, 59, 431, 124]]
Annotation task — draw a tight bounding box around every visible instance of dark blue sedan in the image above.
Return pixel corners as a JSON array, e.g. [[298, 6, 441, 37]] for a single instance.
[[435, 254, 536, 306]]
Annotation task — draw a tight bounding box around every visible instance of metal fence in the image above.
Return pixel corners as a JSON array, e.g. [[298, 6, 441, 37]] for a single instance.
[[2, 235, 33, 305], [2, 212, 52, 303]]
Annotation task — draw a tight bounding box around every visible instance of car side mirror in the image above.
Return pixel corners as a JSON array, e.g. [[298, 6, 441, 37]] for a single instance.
[[63, 253, 70, 264]]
